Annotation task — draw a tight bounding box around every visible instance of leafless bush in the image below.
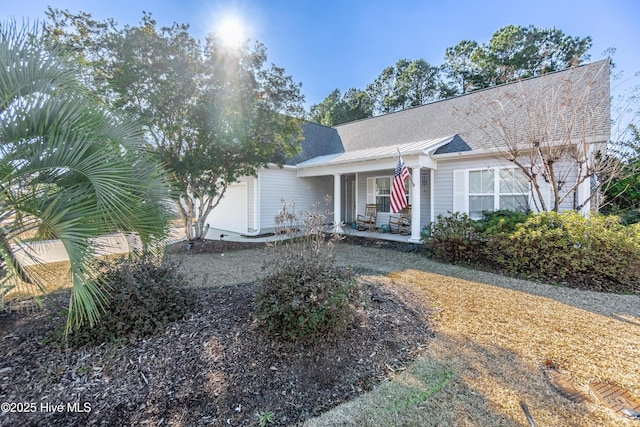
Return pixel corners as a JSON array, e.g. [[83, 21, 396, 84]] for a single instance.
[[255, 196, 364, 342]]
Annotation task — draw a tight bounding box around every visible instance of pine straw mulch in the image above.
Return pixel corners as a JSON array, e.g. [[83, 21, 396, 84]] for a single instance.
[[387, 269, 640, 427]]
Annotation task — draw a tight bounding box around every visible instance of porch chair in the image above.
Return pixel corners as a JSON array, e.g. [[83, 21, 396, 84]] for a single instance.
[[356, 204, 377, 231], [389, 205, 411, 235]]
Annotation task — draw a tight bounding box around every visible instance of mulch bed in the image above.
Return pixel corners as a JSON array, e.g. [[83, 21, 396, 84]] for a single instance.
[[171, 238, 266, 254], [0, 247, 432, 426], [170, 234, 422, 255]]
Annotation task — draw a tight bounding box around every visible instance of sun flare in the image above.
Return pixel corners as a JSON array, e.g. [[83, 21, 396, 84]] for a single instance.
[[217, 15, 246, 48]]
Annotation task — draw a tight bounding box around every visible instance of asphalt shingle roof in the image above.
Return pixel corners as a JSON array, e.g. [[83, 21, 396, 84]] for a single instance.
[[333, 59, 610, 153], [292, 60, 610, 167], [285, 121, 344, 165]]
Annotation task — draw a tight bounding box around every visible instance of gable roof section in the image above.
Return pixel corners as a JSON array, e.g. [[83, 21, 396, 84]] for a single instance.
[[284, 121, 344, 165], [332, 59, 610, 153], [292, 60, 610, 173], [433, 134, 472, 154]]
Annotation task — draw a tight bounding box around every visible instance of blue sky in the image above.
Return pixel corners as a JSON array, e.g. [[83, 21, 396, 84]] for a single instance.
[[3, 0, 639, 110]]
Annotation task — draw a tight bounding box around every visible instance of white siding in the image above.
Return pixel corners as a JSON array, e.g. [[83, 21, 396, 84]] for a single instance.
[[434, 155, 582, 219], [258, 167, 333, 230], [205, 182, 248, 233]]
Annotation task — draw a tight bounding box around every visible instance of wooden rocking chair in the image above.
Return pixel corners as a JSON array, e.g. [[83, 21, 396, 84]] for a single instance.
[[389, 205, 411, 235], [356, 204, 377, 231]]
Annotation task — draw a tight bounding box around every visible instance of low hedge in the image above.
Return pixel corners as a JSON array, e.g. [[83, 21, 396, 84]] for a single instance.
[[424, 210, 640, 293]]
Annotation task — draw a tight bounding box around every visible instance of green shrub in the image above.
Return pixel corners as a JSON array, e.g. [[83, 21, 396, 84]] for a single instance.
[[615, 209, 640, 226], [423, 211, 485, 265], [65, 253, 193, 346], [475, 209, 531, 235], [493, 211, 640, 292], [254, 198, 364, 342], [424, 210, 640, 293]]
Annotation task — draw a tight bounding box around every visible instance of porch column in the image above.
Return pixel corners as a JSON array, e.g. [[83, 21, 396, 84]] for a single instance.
[[333, 174, 343, 232], [409, 167, 421, 243], [430, 169, 435, 224]]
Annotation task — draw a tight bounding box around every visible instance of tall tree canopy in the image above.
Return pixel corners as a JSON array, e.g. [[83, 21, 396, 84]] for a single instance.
[[441, 39, 485, 94], [45, 10, 305, 240], [465, 25, 592, 88], [366, 59, 443, 115], [310, 24, 593, 123], [309, 88, 372, 126], [0, 21, 170, 330]]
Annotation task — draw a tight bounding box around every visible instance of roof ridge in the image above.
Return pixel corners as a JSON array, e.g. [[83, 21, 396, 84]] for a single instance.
[[333, 59, 611, 128]]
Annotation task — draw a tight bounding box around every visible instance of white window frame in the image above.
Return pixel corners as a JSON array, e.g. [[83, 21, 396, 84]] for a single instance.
[[453, 167, 530, 219], [367, 175, 410, 213]]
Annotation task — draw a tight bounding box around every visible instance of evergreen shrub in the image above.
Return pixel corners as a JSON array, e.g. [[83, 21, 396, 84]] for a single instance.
[[66, 253, 192, 346], [424, 210, 640, 293], [494, 211, 640, 292]]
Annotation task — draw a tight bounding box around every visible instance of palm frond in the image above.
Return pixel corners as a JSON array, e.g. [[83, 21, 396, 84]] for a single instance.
[[0, 20, 170, 330]]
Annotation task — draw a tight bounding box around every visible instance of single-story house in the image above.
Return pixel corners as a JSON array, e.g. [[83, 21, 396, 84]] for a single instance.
[[206, 60, 610, 242]]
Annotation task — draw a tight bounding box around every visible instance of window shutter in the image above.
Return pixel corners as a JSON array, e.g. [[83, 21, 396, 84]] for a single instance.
[[453, 169, 466, 213], [366, 177, 375, 204]]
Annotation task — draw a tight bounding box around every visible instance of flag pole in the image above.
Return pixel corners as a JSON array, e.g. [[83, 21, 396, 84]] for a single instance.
[[397, 147, 415, 187]]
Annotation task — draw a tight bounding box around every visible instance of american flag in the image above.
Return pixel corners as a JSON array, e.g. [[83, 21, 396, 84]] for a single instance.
[[390, 154, 410, 213]]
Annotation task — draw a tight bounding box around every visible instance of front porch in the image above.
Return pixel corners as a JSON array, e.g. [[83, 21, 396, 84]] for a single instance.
[[199, 226, 421, 245], [295, 136, 458, 244], [333, 167, 433, 244], [340, 226, 422, 244]]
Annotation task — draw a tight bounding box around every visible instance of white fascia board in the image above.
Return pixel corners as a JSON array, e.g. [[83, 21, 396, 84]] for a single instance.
[[432, 137, 606, 160], [417, 155, 437, 169], [297, 157, 398, 177], [432, 148, 495, 160], [296, 154, 438, 177]]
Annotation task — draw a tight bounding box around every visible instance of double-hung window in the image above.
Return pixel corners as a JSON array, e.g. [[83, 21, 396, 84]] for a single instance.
[[498, 168, 529, 211], [375, 177, 391, 212], [367, 176, 409, 213], [454, 168, 529, 219], [469, 169, 495, 219]]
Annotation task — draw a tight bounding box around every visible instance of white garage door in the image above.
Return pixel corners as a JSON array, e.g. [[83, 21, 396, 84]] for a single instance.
[[205, 182, 248, 233]]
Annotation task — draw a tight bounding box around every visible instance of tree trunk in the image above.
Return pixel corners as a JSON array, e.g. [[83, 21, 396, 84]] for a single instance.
[[177, 197, 195, 241], [178, 185, 229, 241]]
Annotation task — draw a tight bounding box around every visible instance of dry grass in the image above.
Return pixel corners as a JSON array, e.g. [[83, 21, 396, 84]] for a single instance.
[[1, 261, 72, 307], [308, 268, 640, 426], [2, 255, 122, 306]]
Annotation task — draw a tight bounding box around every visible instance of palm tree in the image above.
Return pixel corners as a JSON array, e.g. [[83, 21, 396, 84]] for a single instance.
[[0, 21, 170, 331]]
